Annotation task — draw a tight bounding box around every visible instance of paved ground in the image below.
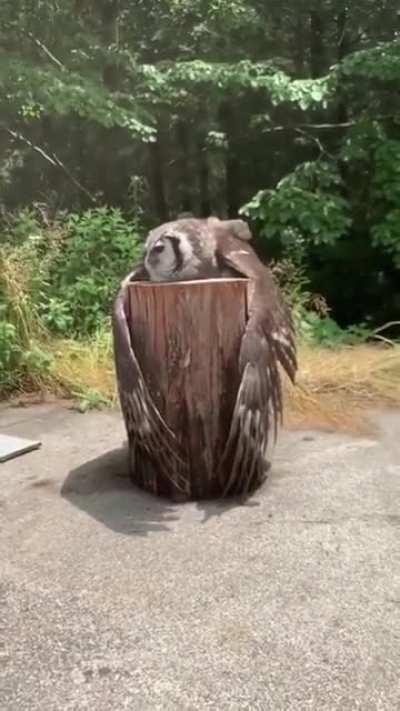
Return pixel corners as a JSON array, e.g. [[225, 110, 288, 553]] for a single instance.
[[0, 403, 399, 710]]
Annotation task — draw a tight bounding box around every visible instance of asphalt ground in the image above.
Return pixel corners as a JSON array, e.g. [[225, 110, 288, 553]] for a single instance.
[[0, 403, 399, 710]]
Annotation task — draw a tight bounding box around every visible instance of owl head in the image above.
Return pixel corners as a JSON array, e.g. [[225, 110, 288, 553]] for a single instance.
[[143, 217, 252, 282]]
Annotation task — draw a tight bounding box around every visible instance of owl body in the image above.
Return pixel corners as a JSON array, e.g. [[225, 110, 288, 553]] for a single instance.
[[113, 216, 297, 497]]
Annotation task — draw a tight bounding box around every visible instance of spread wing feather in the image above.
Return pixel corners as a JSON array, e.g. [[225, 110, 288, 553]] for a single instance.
[[216, 234, 297, 496], [112, 268, 188, 493]]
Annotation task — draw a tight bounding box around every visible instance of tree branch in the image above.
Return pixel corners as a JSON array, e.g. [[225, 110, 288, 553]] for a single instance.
[[25, 31, 66, 71], [3, 126, 96, 203], [372, 321, 400, 335], [5, 127, 58, 166], [50, 152, 97, 203], [261, 116, 392, 134], [262, 120, 357, 133], [294, 127, 336, 160]]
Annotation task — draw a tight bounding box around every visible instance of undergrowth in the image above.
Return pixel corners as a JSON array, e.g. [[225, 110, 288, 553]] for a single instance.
[[1, 207, 399, 426], [0, 207, 140, 405]]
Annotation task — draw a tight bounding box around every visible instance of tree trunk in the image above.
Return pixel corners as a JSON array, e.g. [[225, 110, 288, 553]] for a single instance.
[[336, 5, 349, 122], [294, 10, 306, 76], [123, 278, 249, 500], [175, 120, 193, 213], [309, 10, 325, 78], [148, 126, 168, 222], [100, 0, 120, 90], [198, 137, 211, 217], [219, 102, 241, 217], [336, 5, 350, 190]]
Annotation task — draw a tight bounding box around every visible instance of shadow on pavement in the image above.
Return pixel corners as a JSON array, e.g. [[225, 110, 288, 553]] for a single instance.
[[61, 444, 256, 535], [61, 446, 179, 537]]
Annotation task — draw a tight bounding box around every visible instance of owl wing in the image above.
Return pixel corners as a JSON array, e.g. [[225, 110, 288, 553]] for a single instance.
[[112, 267, 188, 493], [215, 233, 297, 497]]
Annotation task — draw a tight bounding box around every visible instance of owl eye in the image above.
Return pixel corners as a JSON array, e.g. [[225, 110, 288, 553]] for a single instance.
[[152, 243, 165, 254]]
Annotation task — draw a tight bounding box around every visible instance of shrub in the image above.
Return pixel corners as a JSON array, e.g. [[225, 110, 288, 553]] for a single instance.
[[44, 207, 142, 335], [0, 206, 143, 395], [241, 149, 400, 328], [271, 257, 371, 348]]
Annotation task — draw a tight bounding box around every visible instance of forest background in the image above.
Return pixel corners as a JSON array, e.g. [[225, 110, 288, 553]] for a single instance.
[[1, 1, 399, 422]]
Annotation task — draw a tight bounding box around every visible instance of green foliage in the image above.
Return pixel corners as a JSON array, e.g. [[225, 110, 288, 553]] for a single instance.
[[371, 210, 400, 268], [143, 61, 333, 109], [0, 207, 142, 395], [271, 258, 372, 348], [339, 40, 400, 82], [241, 161, 351, 251], [298, 312, 371, 348], [368, 139, 400, 267], [42, 207, 142, 335], [0, 58, 155, 141], [0, 0, 399, 333], [41, 298, 74, 334], [0, 316, 20, 390], [0, 207, 142, 342], [0, 309, 53, 393]]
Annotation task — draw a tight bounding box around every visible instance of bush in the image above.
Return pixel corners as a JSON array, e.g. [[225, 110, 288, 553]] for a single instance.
[[0, 206, 143, 395], [1, 205, 142, 337], [271, 257, 372, 348], [241, 147, 400, 329], [44, 207, 142, 335]]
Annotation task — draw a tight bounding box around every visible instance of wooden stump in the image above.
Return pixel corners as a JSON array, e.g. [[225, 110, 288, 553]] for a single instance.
[[122, 278, 250, 500]]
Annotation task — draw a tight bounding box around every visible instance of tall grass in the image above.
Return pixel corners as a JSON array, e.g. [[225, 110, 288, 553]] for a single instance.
[[284, 343, 400, 432], [0, 243, 53, 393], [0, 207, 140, 404], [49, 329, 116, 409]]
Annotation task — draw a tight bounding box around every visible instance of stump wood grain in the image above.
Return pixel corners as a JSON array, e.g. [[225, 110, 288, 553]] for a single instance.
[[126, 278, 249, 499]]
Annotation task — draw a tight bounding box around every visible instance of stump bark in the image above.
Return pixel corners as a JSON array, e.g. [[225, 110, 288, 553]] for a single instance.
[[121, 278, 250, 500]]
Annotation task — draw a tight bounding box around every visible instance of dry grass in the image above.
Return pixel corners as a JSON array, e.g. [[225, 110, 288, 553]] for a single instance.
[[46, 335, 400, 432], [0, 248, 43, 346], [284, 343, 400, 433], [48, 331, 116, 404]]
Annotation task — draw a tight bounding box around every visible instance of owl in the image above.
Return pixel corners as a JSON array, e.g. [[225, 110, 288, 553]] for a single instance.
[[112, 216, 297, 496]]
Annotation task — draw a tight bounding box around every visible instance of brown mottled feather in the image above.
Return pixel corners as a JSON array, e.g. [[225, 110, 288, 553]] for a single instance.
[[112, 268, 188, 492], [214, 228, 297, 495], [113, 218, 296, 499]]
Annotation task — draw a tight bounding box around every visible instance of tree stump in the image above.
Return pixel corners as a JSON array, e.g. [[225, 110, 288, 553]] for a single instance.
[[120, 278, 251, 500]]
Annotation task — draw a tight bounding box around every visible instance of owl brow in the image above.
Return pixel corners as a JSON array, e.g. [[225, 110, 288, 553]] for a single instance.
[[166, 235, 184, 271]]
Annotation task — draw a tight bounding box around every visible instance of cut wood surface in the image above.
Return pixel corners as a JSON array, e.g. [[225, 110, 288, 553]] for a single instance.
[[126, 278, 249, 499]]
